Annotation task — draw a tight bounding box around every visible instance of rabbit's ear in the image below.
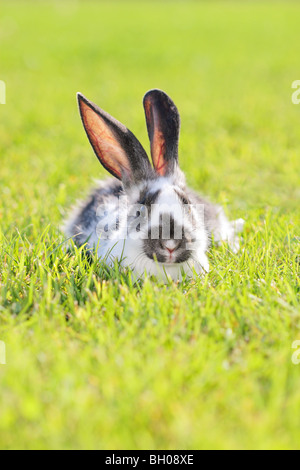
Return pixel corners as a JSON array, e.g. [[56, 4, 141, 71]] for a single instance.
[[77, 93, 152, 182], [143, 89, 180, 177]]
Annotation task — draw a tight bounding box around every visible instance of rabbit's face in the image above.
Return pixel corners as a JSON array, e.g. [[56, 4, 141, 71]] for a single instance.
[[126, 177, 208, 272], [144, 217, 194, 264]]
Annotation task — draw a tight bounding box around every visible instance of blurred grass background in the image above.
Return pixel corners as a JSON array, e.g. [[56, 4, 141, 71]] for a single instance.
[[0, 0, 300, 449]]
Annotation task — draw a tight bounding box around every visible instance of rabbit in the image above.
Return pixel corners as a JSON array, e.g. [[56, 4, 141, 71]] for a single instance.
[[65, 89, 244, 281]]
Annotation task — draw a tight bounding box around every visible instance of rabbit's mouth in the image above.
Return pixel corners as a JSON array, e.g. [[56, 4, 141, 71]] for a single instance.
[[126, 238, 209, 281], [160, 260, 184, 266], [142, 218, 196, 264], [144, 248, 192, 264], [138, 254, 208, 282]]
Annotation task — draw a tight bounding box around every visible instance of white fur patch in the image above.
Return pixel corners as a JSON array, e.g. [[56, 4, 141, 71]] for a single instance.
[[65, 177, 244, 283]]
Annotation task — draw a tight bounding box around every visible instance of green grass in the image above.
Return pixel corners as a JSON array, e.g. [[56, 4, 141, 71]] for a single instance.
[[0, 0, 300, 450]]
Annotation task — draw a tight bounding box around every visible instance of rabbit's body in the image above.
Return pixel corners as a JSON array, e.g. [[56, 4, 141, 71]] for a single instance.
[[65, 89, 243, 281]]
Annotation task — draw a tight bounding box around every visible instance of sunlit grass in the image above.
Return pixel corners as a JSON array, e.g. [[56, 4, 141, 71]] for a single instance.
[[0, 0, 299, 450]]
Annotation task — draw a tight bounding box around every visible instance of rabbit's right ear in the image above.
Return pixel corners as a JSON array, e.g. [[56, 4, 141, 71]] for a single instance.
[[77, 93, 152, 182], [143, 89, 180, 177]]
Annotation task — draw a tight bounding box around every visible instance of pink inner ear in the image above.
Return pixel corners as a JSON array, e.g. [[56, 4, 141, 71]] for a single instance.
[[151, 133, 167, 176], [80, 101, 130, 179], [145, 100, 168, 176]]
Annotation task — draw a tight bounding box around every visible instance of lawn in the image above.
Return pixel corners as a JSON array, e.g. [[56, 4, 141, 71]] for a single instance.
[[0, 0, 299, 450]]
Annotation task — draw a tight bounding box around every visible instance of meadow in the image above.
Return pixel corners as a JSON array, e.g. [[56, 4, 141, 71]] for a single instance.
[[0, 0, 299, 450]]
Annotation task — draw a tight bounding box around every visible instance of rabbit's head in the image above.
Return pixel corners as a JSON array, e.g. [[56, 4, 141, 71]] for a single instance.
[[77, 90, 209, 279]]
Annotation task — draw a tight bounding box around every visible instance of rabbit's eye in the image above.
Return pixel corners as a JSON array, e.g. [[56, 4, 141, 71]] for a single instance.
[[140, 205, 147, 218], [136, 205, 147, 219]]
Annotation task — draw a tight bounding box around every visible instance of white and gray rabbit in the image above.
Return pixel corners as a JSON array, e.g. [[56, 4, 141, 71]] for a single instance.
[[65, 89, 244, 281]]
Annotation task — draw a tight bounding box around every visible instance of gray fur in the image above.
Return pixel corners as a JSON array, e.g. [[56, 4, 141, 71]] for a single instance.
[[65, 179, 123, 247]]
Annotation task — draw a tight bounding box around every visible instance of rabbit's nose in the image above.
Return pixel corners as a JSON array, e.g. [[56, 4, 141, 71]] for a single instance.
[[164, 240, 180, 252]]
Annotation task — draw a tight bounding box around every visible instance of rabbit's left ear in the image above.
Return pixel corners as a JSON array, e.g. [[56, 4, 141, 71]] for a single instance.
[[143, 89, 180, 176], [77, 93, 152, 183]]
